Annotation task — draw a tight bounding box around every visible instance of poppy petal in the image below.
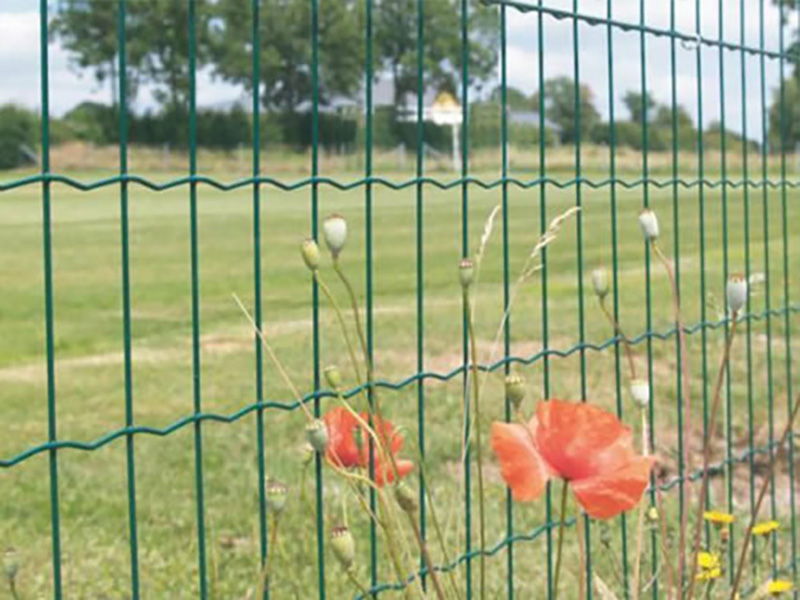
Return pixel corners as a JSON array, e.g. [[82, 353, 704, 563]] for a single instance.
[[373, 458, 414, 486], [535, 400, 635, 480], [571, 456, 654, 519], [491, 421, 550, 502], [324, 407, 361, 468]]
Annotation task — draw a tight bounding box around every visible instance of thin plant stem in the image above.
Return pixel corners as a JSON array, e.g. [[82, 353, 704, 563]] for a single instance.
[[345, 567, 371, 598], [314, 271, 364, 388], [632, 407, 649, 600], [464, 290, 487, 600], [652, 241, 694, 588], [403, 505, 448, 600], [685, 314, 740, 600], [654, 485, 678, 600], [598, 297, 638, 380], [233, 294, 313, 422], [255, 515, 280, 600], [406, 434, 464, 599], [330, 262, 447, 598], [575, 503, 587, 600], [729, 392, 800, 599], [553, 479, 570, 600]]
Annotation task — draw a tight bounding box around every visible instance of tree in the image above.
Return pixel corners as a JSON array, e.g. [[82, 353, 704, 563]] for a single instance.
[[0, 105, 38, 170], [52, 0, 213, 112], [51, 0, 146, 107], [211, 0, 365, 113], [532, 77, 600, 144], [374, 0, 498, 107], [489, 85, 531, 111], [623, 91, 656, 125], [653, 104, 696, 151], [768, 77, 800, 151]]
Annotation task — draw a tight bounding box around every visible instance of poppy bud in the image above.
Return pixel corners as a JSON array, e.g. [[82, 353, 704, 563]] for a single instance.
[[630, 379, 650, 409], [301, 238, 320, 271], [324, 365, 342, 391], [646, 506, 659, 524], [265, 480, 288, 515], [459, 258, 474, 290], [330, 526, 356, 570], [323, 214, 347, 258], [599, 522, 612, 546], [726, 273, 747, 313], [591, 266, 610, 300], [3, 548, 19, 582], [505, 374, 526, 411], [306, 419, 329, 453], [300, 442, 315, 466], [394, 482, 417, 513], [638, 209, 660, 241]]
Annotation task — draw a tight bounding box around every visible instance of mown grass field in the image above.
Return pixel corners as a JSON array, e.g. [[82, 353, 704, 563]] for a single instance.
[[1, 147, 799, 598]]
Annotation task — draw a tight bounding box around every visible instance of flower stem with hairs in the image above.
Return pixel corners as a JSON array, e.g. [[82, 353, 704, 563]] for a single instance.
[[651, 240, 694, 587], [553, 479, 570, 600], [729, 391, 800, 599], [685, 312, 741, 600]]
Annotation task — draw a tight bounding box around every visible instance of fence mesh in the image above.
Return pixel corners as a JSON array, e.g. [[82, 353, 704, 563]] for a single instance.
[[0, 0, 798, 598]]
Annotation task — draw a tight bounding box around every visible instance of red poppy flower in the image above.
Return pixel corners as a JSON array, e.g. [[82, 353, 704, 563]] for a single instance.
[[491, 399, 654, 519], [323, 407, 413, 486]]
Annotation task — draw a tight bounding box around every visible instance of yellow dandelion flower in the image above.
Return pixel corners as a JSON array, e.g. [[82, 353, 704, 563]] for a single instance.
[[697, 551, 721, 571], [703, 510, 735, 525], [767, 580, 793, 596], [695, 567, 722, 581], [752, 520, 780, 536]]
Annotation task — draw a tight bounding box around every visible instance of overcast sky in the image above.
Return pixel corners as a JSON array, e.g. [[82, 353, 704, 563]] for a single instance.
[[1, 0, 796, 141]]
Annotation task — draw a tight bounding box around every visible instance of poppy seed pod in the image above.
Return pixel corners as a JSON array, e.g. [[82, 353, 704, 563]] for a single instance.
[[306, 419, 329, 453], [638, 209, 660, 241], [324, 365, 342, 391], [505, 374, 526, 411], [330, 526, 356, 570], [630, 379, 650, 409], [301, 238, 320, 271], [591, 266, 610, 300], [300, 442, 315, 466], [726, 273, 748, 313], [394, 482, 417, 513], [265, 480, 288, 515], [459, 258, 474, 289], [3, 548, 19, 582], [323, 214, 347, 258]]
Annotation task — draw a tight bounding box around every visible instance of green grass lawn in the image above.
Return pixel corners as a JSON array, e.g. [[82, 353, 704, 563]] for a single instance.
[[0, 156, 799, 598]]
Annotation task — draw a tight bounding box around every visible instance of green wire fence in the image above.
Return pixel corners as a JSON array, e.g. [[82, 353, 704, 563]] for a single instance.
[[1, 0, 799, 598]]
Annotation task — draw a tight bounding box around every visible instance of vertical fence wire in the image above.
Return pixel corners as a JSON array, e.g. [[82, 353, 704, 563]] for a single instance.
[[309, 1, 325, 597], [116, 0, 139, 596], [718, 0, 736, 581], [605, 3, 630, 596], [571, 1, 593, 594], [536, 2, 555, 596], [415, 0, 428, 592], [778, 0, 799, 584], [695, 0, 712, 554], [668, 1, 687, 584], [741, 0, 759, 579], [39, 1, 62, 597], [250, 0, 269, 597], [637, 1, 659, 596], [460, 1, 472, 597], [757, 0, 779, 577], [187, 1, 209, 596], [363, 0, 379, 592], [499, 5, 515, 598]]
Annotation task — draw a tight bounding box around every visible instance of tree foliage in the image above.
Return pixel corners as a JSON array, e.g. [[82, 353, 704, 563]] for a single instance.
[[532, 76, 601, 144]]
